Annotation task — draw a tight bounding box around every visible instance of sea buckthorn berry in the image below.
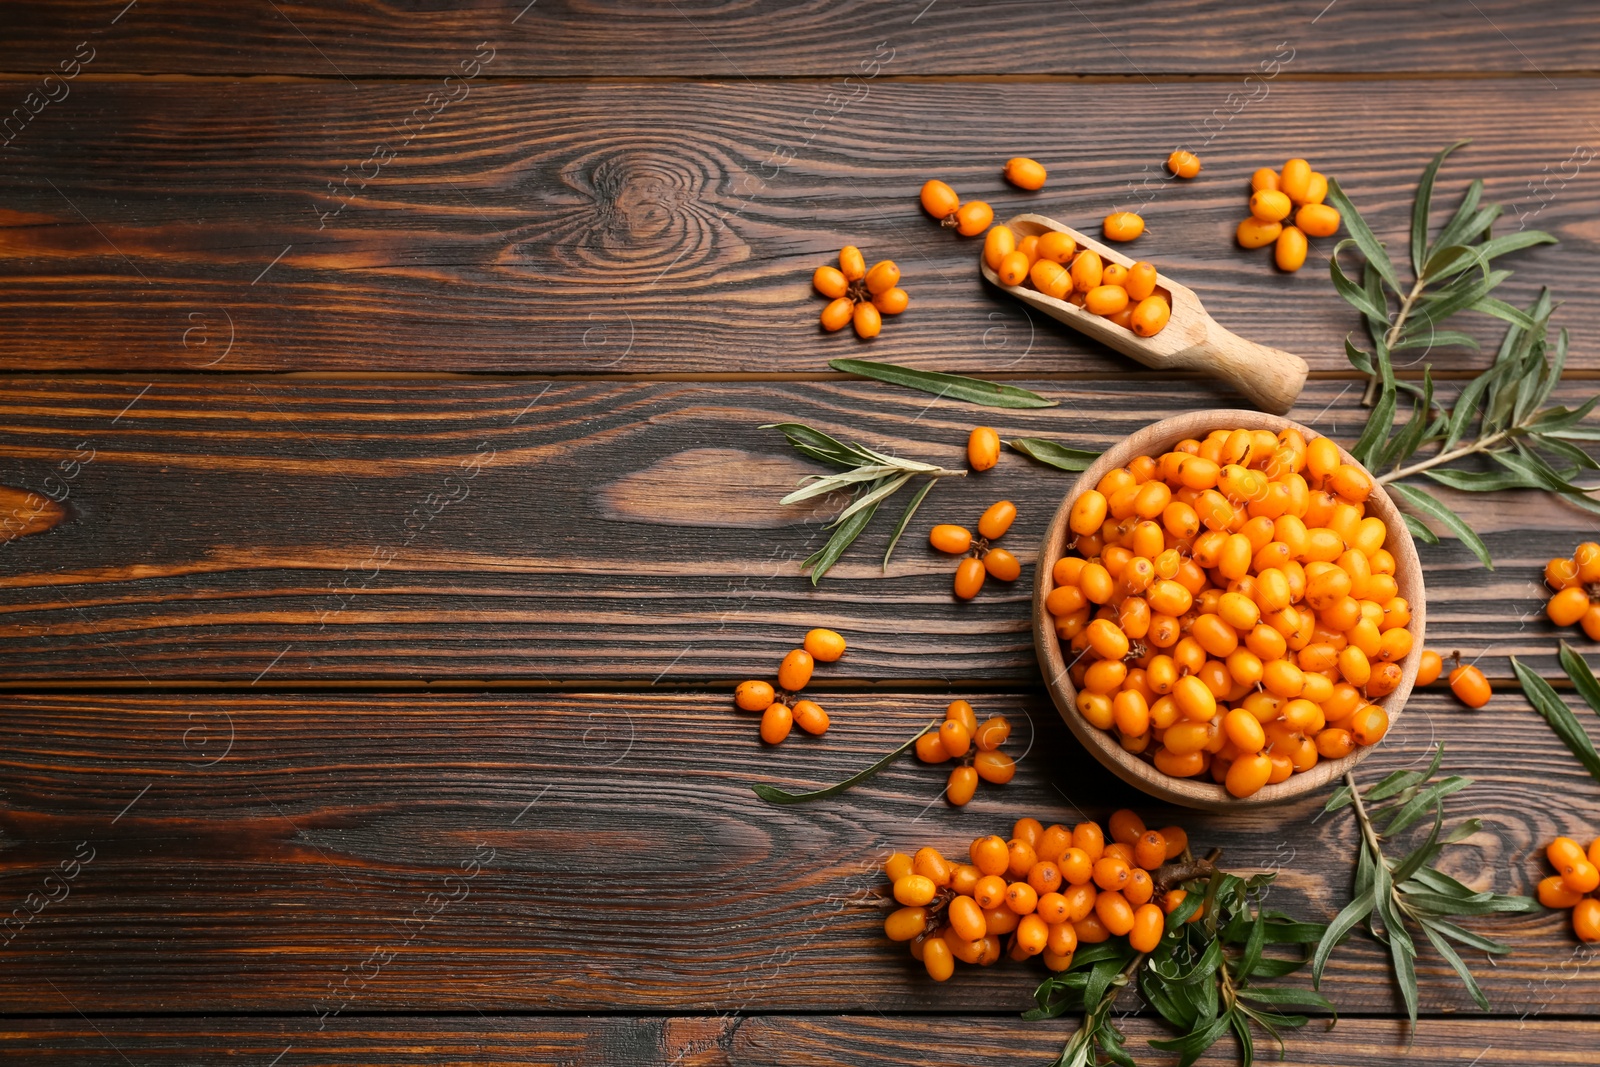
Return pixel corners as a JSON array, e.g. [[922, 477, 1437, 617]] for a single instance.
[[1006, 881, 1039, 915], [735, 680, 775, 711], [1349, 704, 1389, 746], [873, 286, 909, 315], [947, 765, 978, 806], [1540, 874, 1585, 909], [1028, 861, 1063, 896], [1416, 649, 1442, 685], [985, 905, 1021, 936], [803, 628, 846, 663], [1131, 295, 1171, 337], [920, 181, 961, 221], [865, 260, 900, 296], [1449, 662, 1491, 708], [1578, 542, 1600, 582], [1126, 261, 1158, 302], [1550, 836, 1587, 870], [974, 749, 1016, 784], [1236, 217, 1283, 249], [813, 265, 849, 299], [998, 250, 1031, 286], [939, 719, 972, 759], [1092, 856, 1131, 892], [1296, 203, 1341, 238], [760, 702, 793, 744], [1549, 587, 1591, 627], [1070, 490, 1109, 536], [985, 548, 1022, 582], [945, 699, 979, 735], [1087, 284, 1131, 317], [1575, 898, 1600, 943], [915, 730, 951, 764], [820, 296, 854, 332], [1108, 809, 1146, 845], [1103, 212, 1145, 242], [1167, 150, 1202, 179], [975, 716, 1011, 751], [1280, 159, 1312, 203], [930, 524, 973, 554], [1095, 889, 1136, 935], [1008, 817, 1044, 848], [1071, 250, 1104, 292], [954, 557, 987, 600], [972, 835, 1010, 876], [1037, 230, 1077, 265], [1004, 157, 1048, 190], [967, 427, 1002, 472], [1226, 752, 1273, 797], [956, 201, 994, 236], [893, 874, 937, 907], [1129, 901, 1166, 952], [1304, 172, 1328, 204], [793, 699, 830, 736], [885, 905, 928, 941], [973, 875, 1008, 911], [1275, 225, 1308, 272], [1562, 860, 1600, 895], [839, 245, 866, 281], [1249, 189, 1292, 223], [1031, 258, 1072, 300], [983, 224, 1016, 270], [778, 649, 814, 691], [1251, 168, 1280, 192], [1103, 262, 1130, 289], [1546, 556, 1582, 590], [912, 847, 952, 887], [922, 935, 954, 981], [853, 301, 882, 339], [1071, 822, 1106, 861], [1087, 619, 1131, 661], [1134, 831, 1167, 870]]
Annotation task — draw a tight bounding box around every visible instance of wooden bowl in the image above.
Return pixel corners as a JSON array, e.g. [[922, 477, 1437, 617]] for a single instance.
[[1033, 410, 1426, 811]]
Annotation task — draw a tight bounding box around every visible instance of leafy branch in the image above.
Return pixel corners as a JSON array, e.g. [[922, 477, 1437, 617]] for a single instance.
[[1314, 744, 1539, 1029], [1330, 142, 1597, 568], [765, 422, 966, 582], [1030, 856, 1329, 1067]]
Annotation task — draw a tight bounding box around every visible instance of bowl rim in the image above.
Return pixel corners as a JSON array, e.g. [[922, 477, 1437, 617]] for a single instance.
[[1033, 409, 1426, 811]]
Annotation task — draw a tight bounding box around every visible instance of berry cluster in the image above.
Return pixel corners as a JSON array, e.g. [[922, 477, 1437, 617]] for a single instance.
[[913, 701, 1016, 805], [1047, 428, 1415, 797], [1538, 835, 1600, 943], [930, 501, 1021, 600], [883, 811, 1192, 981], [1237, 158, 1342, 272], [734, 628, 847, 743], [919, 180, 995, 236], [814, 247, 908, 339], [985, 225, 1171, 337], [1544, 542, 1600, 638]]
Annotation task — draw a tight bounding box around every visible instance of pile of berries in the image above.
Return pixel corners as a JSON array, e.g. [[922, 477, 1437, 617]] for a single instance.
[[1236, 158, 1342, 272], [734, 628, 847, 743], [919, 180, 994, 236], [813, 246, 908, 339], [882, 811, 1192, 981], [913, 700, 1016, 805], [1544, 542, 1600, 638], [1537, 835, 1600, 942], [930, 501, 1021, 600], [985, 224, 1170, 338], [1047, 428, 1415, 798]]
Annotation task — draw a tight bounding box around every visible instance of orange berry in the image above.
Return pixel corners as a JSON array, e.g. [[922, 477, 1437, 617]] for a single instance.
[[955, 201, 994, 236], [929, 524, 973, 555], [778, 648, 814, 691], [1280, 159, 1312, 203], [884, 905, 927, 941], [852, 300, 882, 339], [1575, 898, 1600, 942], [922, 935, 954, 981], [971, 836, 1010, 877], [947, 765, 979, 806], [915, 730, 951, 764], [984, 548, 1021, 582], [1539, 874, 1584, 909], [1133, 831, 1167, 871], [1549, 586, 1591, 627], [1125, 262, 1158, 302], [1249, 189, 1292, 223], [1275, 225, 1308, 272], [1095, 889, 1136, 935], [1006, 881, 1039, 915], [792, 699, 829, 736], [967, 427, 1001, 472], [813, 265, 848, 299], [1237, 217, 1282, 249], [920, 180, 960, 221], [1103, 212, 1145, 242], [1086, 284, 1131, 317], [1004, 157, 1048, 190], [884, 852, 915, 881], [872, 286, 909, 315], [1108, 809, 1146, 845], [939, 719, 972, 759], [982, 224, 1016, 271], [974, 749, 1015, 784], [978, 500, 1017, 541], [759, 702, 793, 744], [1092, 856, 1131, 891], [1562, 860, 1600, 895], [803, 628, 846, 663], [1449, 663, 1492, 708], [1070, 249, 1104, 292], [997, 249, 1031, 287], [734, 680, 775, 712], [1251, 168, 1280, 193], [1129, 901, 1166, 952], [1226, 753, 1273, 798], [1296, 203, 1341, 239], [954, 557, 987, 600], [864, 260, 900, 296], [820, 296, 854, 332], [1166, 150, 1202, 179], [1131, 295, 1171, 337], [1416, 649, 1442, 686], [948, 894, 987, 942], [1028, 861, 1063, 896], [974, 715, 1011, 751]]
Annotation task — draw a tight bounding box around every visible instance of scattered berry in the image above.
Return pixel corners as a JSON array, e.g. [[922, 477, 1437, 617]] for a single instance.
[[1446, 653, 1491, 709], [1003, 157, 1048, 191], [1166, 150, 1202, 179], [921, 179, 993, 235], [931, 501, 1022, 599]]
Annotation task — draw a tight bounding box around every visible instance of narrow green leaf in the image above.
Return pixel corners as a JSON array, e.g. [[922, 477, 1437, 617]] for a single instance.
[[1236, 986, 1337, 1013], [1392, 329, 1480, 353], [1510, 656, 1600, 786], [1007, 437, 1100, 472], [1527, 396, 1600, 436], [1326, 179, 1399, 292], [1420, 921, 1491, 1012], [1231, 1010, 1256, 1067], [1331, 244, 1394, 327], [762, 422, 864, 467], [833, 471, 910, 525], [1414, 269, 1512, 331], [1391, 805, 1446, 884], [1380, 777, 1472, 835], [802, 488, 882, 583], [750, 719, 939, 803], [1413, 140, 1470, 276], [1422, 918, 1513, 954], [882, 477, 935, 569], [1432, 178, 1484, 251], [1472, 295, 1540, 332], [1380, 371, 1434, 470], [1312, 889, 1374, 987], [1386, 482, 1493, 568], [1402, 513, 1439, 545], [1147, 1010, 1233, 1067], [1558, 642, 1600, 722], [829, 358, 1057, 409], [1421, 467, 1539, 493]]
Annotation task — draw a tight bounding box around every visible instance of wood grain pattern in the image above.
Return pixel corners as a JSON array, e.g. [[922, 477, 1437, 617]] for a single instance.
[[0, 377, 1591, 683], [0, 689, 1593, 1015], [0, 79, 1595, 373], [2, 1015, 1595, 1066], [1, 1, 1596, 76]]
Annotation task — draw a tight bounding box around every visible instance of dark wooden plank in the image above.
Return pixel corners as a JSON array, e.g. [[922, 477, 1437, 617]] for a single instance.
[[0, 689, 1592, 1015], [1, 1, 1595, 76], [0, 377, 1593, 683], [0, 79, 1595, 373], [1, 1015, 1594, 1065]]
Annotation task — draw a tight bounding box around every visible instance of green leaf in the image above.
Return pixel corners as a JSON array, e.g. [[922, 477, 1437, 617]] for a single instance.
[[1312, 889, 1374, 987], [1007, 437, 1100, 472], [829, 358, 1057, 409], [1351, 342, 1397, 467], [1422, 466, 1539, 493], [1413, 140, 1470, 276], [1380, 371, 1434, 470], [882, 477, 935, 569], [1390, 805, 1445, 884], [1386, 482, 1493, 568], [750, 719, 939, 803], [1414, 269, 1512, 332], [1561, 642, 1600, 721], [1472, 295, 1541, 332], [802, 483, 883, 582], [1422, 918, 1513, 955], [833, 471, 911, 525], [1420, 921, 1491, 1012], [1230, 1010, 1255, 1067], [1148, 1010, 1233, 1067], [1235, 986, 1337, 1013], [1392, 328, 1480, 353], [1376, 879, 1420, 1029], [1380, 776, 1472, 835], [1331, 244, 1393, 327], [762, 422, 865, 468], [1432, 178, 1485, 251], [1510, 656, 1600, 786], [1326, 178, 1400, 292], [1403, 513, 1440, 545]]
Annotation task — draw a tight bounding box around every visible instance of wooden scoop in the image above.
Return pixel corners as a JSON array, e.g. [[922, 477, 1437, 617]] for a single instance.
[[980, 213, 1308, 415]]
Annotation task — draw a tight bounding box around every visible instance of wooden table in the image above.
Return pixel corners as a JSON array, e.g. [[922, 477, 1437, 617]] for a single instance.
[[2, 3, 1598, 1063]]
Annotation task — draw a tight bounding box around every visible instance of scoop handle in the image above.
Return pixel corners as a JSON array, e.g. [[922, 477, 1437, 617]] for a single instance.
[[1174, 318, 1309, 415]]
